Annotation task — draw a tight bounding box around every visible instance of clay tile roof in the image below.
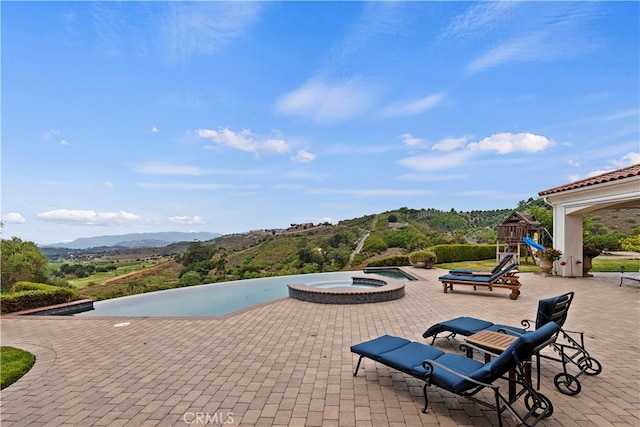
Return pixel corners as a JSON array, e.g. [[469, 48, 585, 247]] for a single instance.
[[538, 163, 640, 196]]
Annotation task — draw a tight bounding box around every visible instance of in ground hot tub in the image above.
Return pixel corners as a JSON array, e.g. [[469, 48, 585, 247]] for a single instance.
[[287, 275, 405, 304]]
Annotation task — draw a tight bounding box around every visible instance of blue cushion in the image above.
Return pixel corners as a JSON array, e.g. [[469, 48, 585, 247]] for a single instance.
[[423, 353, 484, 392], [489, 262, 518, 281], [470, 322, 560, 385], [535, 292, 572, 329], [423, 317, 495, 339], [484, 324, 526, 336], [438, 274, 492, 283], [378, 342, 445, 373], [350, 335, 411, 360]]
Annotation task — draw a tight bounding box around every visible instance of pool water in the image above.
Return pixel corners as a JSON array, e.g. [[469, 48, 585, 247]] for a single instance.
[[76, 270, 410, 317]]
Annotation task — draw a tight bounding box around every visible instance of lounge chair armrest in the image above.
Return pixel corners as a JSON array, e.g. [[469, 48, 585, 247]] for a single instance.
[[560, 328, 582, 335], [495, 319, 533, 335], [531, 335, 559, 354], [459, 342, 501, 359], [421, 359, 497, 390], [520, 319, 534, 330]]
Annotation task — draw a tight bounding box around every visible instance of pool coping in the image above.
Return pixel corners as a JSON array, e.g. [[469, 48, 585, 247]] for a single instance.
[[3, 299, 95, 317]]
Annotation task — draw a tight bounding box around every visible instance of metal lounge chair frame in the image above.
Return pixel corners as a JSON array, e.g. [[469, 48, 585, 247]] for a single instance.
[[422, 291, 602, 396], [438, 262, 522, 299], [351, 322, 560, 427]]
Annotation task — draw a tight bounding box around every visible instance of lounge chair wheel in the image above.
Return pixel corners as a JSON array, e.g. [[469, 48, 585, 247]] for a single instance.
[[509, 292, 518, 300], [554, 373, 581, 396], [577, 356, 602, 376], [524, 392, 554, 418]]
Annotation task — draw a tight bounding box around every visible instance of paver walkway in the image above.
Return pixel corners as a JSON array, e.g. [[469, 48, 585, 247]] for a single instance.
[[1, 269, 639, 426]]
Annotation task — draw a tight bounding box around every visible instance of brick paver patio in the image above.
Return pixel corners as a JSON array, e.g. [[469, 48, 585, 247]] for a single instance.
[[1, 269, 639, 426]]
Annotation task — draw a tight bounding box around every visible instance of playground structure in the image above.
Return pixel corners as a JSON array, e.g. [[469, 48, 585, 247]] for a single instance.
[[497, 212, 550, 265]]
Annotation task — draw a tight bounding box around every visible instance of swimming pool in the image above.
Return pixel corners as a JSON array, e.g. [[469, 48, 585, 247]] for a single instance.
[[76, 270, 413, 317]]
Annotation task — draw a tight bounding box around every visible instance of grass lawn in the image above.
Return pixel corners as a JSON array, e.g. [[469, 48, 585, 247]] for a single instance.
[[437, 256, 640, 273], [59, 259, 169, 288], [0, 346, 35, 389]]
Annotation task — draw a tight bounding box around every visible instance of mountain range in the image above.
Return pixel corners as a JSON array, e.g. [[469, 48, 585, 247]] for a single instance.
[[41, 232, 221, 250]]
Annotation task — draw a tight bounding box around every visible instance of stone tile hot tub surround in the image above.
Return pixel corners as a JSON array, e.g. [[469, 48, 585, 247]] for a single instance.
[[287, 275, 405, 304]]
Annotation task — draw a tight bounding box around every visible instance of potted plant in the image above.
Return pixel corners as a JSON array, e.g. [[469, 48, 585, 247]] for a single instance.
[[408, 250, 437, 269], [582, 245, 601, 276], [538, 248, 562, 275]]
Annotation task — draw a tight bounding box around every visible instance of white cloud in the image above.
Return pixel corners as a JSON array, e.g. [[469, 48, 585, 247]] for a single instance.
[[274, 78, 377, 123], [464, 4, 601, 75], [59, 139, 71, 146], [602, 108, 640, 121], [397, 172, 465, 182], [334, 2, 407, 62], [168, 215, 206, 225], [398, 133, 425, 148], [309, 188, 433, 197], [398, 151, 471, 172], [381, 93, 445, 117], [444, 2, 518, 39], [101, 182, 115, 189], [160, 2, 262, 63], [292, 150, 316, 163], [151, 126, 159, 133], [37, 209, 142, 225], [620, 152, 640, 166], [433, 137, 468, 151], [137, 182, 232, 190], [467, 132, 553, 154], [466, 33, 547, 74], [42, 129, 61, 140], [133, 161, 270, 176], [197, 128, 290, 154], [135, 162, 207, 175], [2, 213, 26, 224]]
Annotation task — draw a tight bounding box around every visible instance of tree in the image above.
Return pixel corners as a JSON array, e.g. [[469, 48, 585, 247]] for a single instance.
[[179, 271, 202, 287], [1, 237, 49, 292], [180, 241, 214, 267]]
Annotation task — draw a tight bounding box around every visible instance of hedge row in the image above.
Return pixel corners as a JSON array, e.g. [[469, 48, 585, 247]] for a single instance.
[[1, 282, 79, 314], [366, 255, 411, 267], [430, 244, 498, 263], [365, 244, 501, 267]]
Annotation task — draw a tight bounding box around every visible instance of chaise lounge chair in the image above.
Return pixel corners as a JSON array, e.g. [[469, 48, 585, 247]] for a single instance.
[[449, 253, 514, 276], [422, 291, 601, 396], [438, 262, 522, 299], [351, 322, 559, 427]]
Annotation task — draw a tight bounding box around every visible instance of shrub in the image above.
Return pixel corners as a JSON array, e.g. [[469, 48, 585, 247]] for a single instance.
[[366, 255, 411, 267], [620, 234, 640, 252], [1, 282, 79, 314], [362, 233, 388, 253], [408, 250, 437, 268], [179, 271, 202, 287]]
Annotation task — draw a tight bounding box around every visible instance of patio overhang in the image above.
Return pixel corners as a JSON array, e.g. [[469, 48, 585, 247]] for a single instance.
[[538, 164, 640, 277]]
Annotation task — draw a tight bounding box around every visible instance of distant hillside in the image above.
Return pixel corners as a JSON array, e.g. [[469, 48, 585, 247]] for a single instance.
[[42, 231, 221, 250], [39, 205, 636, 266]]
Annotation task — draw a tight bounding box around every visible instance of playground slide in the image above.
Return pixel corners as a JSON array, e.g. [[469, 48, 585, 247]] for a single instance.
[[522, 236, 546, 252]]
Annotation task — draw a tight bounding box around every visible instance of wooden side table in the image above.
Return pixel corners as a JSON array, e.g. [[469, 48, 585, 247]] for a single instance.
[[464, 330, 530, 400]]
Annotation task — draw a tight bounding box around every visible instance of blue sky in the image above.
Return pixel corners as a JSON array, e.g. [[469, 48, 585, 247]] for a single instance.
[[2, 1, 639, 245]]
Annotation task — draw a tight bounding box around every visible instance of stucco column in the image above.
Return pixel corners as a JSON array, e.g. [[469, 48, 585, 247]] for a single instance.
[[553, 206, 583, 277]]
